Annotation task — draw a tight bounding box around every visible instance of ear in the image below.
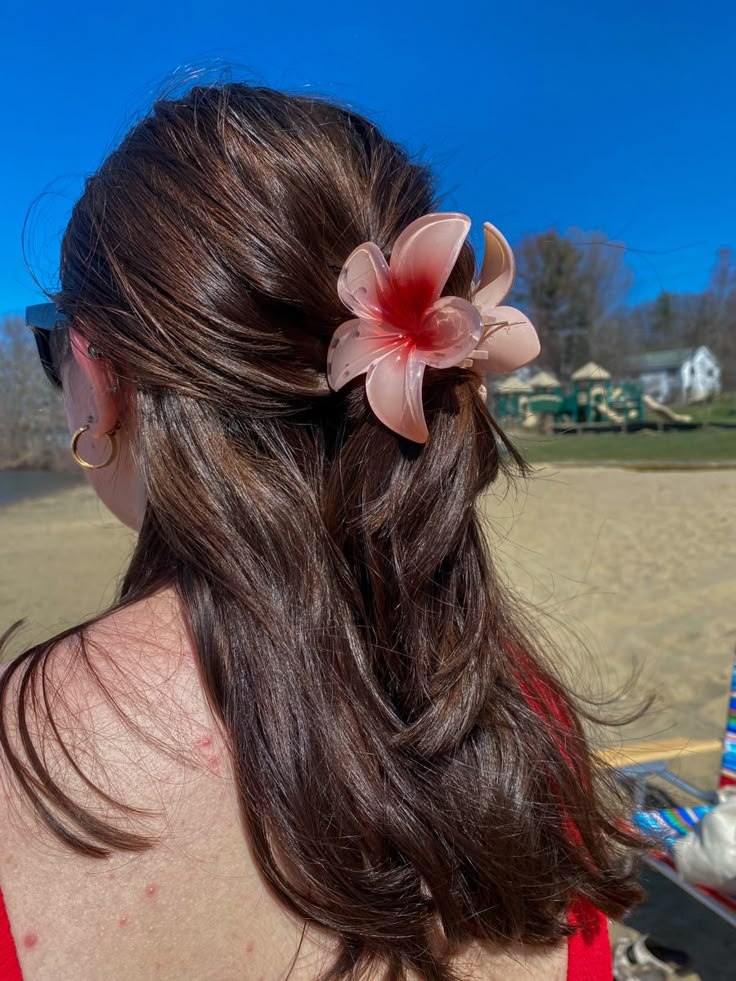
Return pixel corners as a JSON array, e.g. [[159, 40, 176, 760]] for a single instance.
[[69, 327, 120, 436]]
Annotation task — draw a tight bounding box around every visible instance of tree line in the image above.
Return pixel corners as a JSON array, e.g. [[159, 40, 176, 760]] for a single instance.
[[0, 315, 69, 469], [511, 231, 736, 386], [2, 233, 735, 468]]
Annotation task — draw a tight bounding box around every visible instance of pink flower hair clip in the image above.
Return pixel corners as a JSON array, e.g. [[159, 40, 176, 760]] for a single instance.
[[327, 212, 540, 443]]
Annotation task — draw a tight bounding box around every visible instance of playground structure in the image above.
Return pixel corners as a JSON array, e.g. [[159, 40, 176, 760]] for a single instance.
[[641, 395, 692, 424], [492, 361, 693, 431]]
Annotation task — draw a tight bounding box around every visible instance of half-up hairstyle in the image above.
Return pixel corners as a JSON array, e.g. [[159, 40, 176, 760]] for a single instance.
[[0, 81, 641, 978]]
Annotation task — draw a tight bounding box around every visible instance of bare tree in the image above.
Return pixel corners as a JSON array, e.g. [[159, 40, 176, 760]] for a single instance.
[[511, 230, 583, 377], [512, 229, 632, 377], [0, 314, 69, 469], [613, 249, 736, 389], [703, 248, 736, 388]]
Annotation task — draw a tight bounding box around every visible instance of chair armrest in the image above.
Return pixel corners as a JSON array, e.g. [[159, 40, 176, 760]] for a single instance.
[[616, 760, 719, 807]]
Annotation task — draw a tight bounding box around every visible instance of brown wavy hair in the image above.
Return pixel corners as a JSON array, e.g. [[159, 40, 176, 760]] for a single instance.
[[0, 81, 642, 978]]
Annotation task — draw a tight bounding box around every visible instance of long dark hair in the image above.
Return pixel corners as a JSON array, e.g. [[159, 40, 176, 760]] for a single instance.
[[1, 82, 641, 978]]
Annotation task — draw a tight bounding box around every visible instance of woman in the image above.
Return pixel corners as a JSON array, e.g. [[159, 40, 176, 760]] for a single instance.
[[0, 82, 640, 979]]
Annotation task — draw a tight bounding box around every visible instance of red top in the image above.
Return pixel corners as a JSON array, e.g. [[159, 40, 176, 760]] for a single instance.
[[567, 897, 612, 980], [0, 886, 22, 981], [518, 663, 613, 980]]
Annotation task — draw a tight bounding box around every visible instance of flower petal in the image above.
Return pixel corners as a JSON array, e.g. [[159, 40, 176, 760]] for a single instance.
[[327, 319, 404, 391], [365, 345, 428, 443], [473, 222, 516, 313], [390, 213, 471, 309], [337, 243, 391, 320], [477, 306, 540, 373], [416, 297, 483, 369]]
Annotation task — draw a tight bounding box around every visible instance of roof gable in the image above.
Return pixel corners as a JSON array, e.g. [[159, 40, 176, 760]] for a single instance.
[[528, 370, 560, 387], [571, 361, 611, 381], [494, 376, 533, 393], [630, 346, 716, 372]]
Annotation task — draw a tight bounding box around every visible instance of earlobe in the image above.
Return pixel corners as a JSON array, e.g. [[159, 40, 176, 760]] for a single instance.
[[69, 327, 120, 436]]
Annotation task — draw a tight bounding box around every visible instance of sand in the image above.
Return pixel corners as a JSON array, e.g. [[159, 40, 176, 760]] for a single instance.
[[483, 467, 736, 749], [2, 469, 734, 746], [0, 486, 136, 657]]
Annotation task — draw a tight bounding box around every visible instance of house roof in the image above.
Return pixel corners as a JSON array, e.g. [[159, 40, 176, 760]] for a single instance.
[[630, 347, 702, 372], [571, 361, 611, 381], [527, 370, 560, 388], [494, 376, 533, 393]]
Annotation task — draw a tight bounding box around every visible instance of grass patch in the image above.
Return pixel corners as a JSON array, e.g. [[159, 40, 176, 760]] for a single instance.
[[666, 392, 736, 424], [515, 427, 736, 465]]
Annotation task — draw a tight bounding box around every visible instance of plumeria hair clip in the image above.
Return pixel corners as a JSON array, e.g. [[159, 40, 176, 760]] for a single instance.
[[327, 212, 540, 443]]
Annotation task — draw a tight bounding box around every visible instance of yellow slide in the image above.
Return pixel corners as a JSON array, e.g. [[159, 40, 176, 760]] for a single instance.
[[643, 394, 692, 423], [590, 384, 624, 424], [596, 401, 625, 425]]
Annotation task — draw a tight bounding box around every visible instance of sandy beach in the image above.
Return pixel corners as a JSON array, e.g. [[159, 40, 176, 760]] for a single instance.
[[0, 486, 136, 656], [2, 469, 735, 978], [484, 466, 736, 750], [2, 468, 734, 746]]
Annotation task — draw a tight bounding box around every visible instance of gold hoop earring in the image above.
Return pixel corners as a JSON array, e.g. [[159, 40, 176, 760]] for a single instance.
[[70, 424, 120, 471]]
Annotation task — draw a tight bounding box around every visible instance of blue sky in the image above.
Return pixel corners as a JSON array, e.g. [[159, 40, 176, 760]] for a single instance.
[[3, 0, 734, 314]]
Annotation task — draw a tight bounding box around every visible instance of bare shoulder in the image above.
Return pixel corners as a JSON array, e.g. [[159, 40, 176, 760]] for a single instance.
[[0, 602, 569, 980], [0, 591, 222, 824], [0, 596, 275, 980], [0, 592, 218, 861], [0, 595, 342, 980]]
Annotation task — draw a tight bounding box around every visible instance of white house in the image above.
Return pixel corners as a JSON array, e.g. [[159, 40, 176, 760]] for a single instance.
[[631, 346, 721, 404]]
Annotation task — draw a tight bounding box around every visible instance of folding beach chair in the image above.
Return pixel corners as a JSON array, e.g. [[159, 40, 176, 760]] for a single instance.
[[616, 654, 736, 927]]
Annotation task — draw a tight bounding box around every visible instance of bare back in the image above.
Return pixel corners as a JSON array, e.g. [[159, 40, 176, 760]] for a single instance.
[[0, 592, 567, 980]]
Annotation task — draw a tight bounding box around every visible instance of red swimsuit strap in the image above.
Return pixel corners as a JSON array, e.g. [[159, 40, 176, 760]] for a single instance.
[[567, 896, 612, 981], [0, 887, 23, 981], [517, 658, 612, 980]]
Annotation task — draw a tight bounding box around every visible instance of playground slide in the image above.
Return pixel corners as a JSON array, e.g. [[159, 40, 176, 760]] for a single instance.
[[643, 394, 692, 424], [596, 402, 625, 425]]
